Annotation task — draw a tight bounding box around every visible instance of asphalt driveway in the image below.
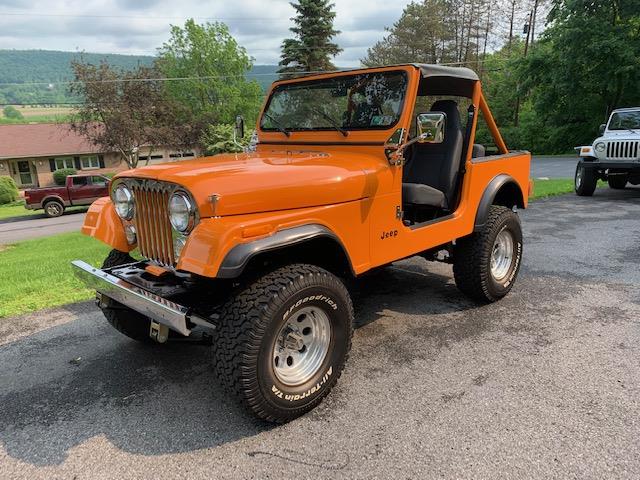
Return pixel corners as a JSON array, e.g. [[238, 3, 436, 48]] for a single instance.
[[1, 187, 639, 479]]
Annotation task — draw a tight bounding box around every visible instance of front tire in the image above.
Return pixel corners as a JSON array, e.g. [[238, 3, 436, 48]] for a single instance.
[[100, 249, 156, 343], [608, 174, 628, 189], [453, 205, 523, 303], [214, 264, 354, 423], [575, 162, 597, 196]]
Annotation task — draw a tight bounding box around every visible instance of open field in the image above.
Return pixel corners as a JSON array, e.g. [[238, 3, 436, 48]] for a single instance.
[[0, 106, 75, 124]]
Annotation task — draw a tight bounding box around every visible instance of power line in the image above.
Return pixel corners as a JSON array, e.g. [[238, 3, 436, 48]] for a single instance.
[[0, 59, 501, 87]]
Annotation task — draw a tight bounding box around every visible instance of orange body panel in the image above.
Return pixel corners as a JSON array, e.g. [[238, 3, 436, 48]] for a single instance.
[[82, 197, 132, 253], [82, 64, 531, 279]]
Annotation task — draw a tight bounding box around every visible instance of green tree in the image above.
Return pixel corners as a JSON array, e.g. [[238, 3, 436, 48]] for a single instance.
[[518, 0, 640, 152], [69, 61, 198, 169], [362, 0, 494, 68], [156, 19, 263, 125], [2, 105, 23, 120], [278, 0, 342, 75]]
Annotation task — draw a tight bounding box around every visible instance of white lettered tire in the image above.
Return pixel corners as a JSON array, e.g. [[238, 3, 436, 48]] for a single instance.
[[213, 264, 353, 423]]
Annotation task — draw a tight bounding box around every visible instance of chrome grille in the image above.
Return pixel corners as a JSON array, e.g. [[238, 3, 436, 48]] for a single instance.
[[132, 181, 175, 266], [606, 140, 640, 160]]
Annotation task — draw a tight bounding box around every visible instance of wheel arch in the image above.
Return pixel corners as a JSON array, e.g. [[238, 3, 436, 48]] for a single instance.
[[474, 174, 525, 232], [41, 194, 65, 208], [217, 224, 355, 280]]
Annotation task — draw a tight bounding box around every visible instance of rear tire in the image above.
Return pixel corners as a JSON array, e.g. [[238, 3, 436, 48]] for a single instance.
[[213, 264, 354, 423], [100, 249, 155, 343], [453, 205, 523, 303], [44, 200, 64, 217], [608, 174, 628, 189], [575, 162, 597, 196]]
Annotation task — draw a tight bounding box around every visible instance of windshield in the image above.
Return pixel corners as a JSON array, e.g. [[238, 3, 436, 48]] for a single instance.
[[260, 71, 408, 132], [608, 111, 640, 130]]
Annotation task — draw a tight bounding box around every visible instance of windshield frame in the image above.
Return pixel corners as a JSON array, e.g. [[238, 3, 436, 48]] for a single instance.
[[607, 110, 640, 131], [259, 69, 410, 134]]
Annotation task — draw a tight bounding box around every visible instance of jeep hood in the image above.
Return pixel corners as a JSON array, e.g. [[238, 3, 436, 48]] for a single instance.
[[118, 151, 383, 217]]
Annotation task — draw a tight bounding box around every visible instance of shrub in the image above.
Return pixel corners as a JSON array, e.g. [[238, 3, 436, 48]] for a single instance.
[[53, 168, 77, 186], [201, 123, 255, 155], [0, 175, 19, 205], [3, 105, 24, 120]]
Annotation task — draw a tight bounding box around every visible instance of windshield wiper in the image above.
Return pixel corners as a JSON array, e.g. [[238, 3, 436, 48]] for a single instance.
[[308, 106, 349, 137], [262, 112, 290, 137]]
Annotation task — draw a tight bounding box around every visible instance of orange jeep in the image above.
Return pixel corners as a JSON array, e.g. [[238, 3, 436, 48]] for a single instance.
[[72, 64, 531, 422]]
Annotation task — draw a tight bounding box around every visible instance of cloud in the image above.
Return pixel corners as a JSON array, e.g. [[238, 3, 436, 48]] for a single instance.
[[0, 0, 408, 65]]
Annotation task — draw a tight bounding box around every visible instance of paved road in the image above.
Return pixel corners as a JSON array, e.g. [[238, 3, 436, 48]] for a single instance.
[[0, 211, 86, 244], [530, 155, 577, 179], [1, 187, 639, 479]]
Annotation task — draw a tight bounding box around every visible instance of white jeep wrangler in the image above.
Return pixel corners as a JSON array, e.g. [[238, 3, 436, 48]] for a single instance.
[[575, 107, 640, 196]]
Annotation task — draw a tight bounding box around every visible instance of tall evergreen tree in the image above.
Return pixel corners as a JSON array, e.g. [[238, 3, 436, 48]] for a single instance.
[[278, 0, 342, 76]]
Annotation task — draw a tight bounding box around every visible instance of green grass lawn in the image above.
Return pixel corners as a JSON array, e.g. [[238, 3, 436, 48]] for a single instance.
[[530, 178, 574, 199], [0, 232, 110, 318], [530, 178, 607, 200], [0, 201, 87, 221]]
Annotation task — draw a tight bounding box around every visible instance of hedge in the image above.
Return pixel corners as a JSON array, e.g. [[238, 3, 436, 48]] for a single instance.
[[0, 176, 19, 205], [53, 168, 77, 186]]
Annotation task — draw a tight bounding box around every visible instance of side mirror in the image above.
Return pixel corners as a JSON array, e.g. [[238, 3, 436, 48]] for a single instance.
[[416, 112, 446, 144], [599, 123, 606, 135], [235, 115, 245, 139]]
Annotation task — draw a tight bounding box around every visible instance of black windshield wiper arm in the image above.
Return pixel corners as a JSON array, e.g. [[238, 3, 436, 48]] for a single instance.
[[308, 106, 349, 137], [262, 112, 290, 137]]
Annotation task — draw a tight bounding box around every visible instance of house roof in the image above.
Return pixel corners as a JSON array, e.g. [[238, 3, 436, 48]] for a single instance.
[[0, 123, 101, 160]]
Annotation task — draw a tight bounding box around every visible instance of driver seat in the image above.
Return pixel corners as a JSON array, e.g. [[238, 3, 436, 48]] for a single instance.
[[402, 100, 464, 210]]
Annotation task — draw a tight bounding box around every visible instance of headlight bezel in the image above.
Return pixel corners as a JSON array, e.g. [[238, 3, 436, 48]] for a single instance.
[[595, 141, 606, 153], [168, 190, 196, 234], [112, 183, 134, 220]]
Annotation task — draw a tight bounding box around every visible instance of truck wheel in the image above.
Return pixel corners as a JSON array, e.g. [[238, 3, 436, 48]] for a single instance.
[[44, 200, 64, 217], [575, 162, 597, 196], [453, 205, 523, 303], [99, 249, 155, 343], [214, 264, 354, 423], [608, 174, 628, 189]]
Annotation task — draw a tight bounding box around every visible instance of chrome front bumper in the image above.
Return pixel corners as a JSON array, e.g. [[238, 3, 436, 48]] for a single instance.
[[72, 260, 209, 336]]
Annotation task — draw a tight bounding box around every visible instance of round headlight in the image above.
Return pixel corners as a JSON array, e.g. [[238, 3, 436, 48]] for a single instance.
[[168, 192, 194, 233], [595, 142, 606, 152], [113, 185, 134, 220]]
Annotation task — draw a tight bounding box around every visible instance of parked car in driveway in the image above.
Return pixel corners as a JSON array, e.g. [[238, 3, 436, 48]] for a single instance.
[[575, 107, 640, 196], [24, 174, 110, 217]]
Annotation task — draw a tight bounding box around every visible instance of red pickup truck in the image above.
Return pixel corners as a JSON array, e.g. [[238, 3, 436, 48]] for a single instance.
[[24, 174, 111, 217]]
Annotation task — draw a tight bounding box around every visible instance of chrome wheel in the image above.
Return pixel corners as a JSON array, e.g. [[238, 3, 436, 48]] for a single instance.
[[45, 202, 62, 217], [575, 167, 583, 189], [273, 306, 331, 386], [490, 229, 514, 281]]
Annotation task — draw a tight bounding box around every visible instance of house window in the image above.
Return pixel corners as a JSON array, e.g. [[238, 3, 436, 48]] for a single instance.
[[81, 155, 100, 169], [55, 157, 74, 170]]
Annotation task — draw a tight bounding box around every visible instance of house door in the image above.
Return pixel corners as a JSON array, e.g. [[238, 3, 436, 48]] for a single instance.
[[16, 160, 34, 186]]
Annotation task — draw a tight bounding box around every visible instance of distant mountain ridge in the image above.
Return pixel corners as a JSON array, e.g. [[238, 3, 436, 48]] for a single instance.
[[0, 49, 278, 105]]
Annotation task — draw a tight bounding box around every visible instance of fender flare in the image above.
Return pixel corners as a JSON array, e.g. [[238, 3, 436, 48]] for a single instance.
[[41, 194, 66, 209], [474, 174, 524, 231], [217, 224, 352, 279]]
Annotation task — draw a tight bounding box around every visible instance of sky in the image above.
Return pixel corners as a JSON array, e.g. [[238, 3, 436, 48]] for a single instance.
[[0, 0, 413, 66]]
